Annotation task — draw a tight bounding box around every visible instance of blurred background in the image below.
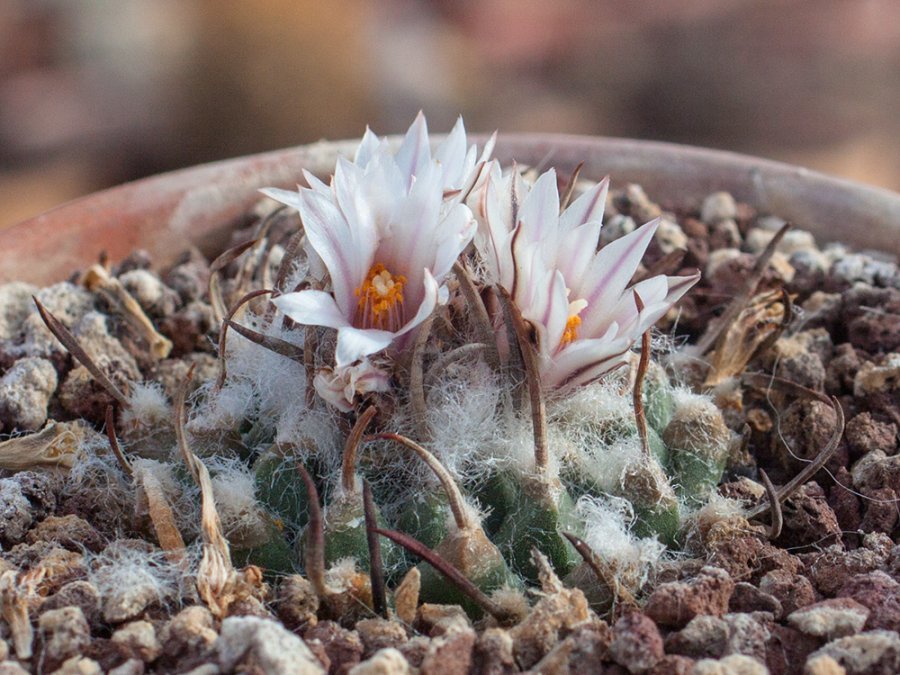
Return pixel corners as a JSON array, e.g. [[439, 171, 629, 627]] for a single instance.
[[2, 0, 899, 229]]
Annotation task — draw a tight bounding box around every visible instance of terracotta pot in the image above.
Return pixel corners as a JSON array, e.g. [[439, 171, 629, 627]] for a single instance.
[[3, 135, 899, 285]]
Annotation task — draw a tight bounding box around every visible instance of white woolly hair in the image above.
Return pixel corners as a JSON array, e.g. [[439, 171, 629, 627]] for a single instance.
[[685, 492, 749, 537], [577, 494, 665, 588], [324, 557, 361, 591], [87, 543, 185, 609], [207, 456, 265, 539], [61, 426, 136, 535], [121, 381, 171, 427], [669, 387, 718, 419]]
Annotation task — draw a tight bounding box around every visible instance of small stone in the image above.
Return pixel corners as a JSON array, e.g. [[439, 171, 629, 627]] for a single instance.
[[415, 604, 471, 637], [805, 538, 893, 597], [729, 582, 783, 619], [0, 357, 57, 431], [348, 648, 409, 675], [107, 659, 146, 675], [853, 354, 900, 396], [420, 626, 475, 675], [777, 482, 842, 548], [0, 282, 39, 341], [26, 515, 105, 553], [851, 450, 900, 496], [157, 605, 218, 667], [744, 228, 777, 254], [710, 219, 742, 249], [215, 616, 325, 674], [600, 214, 636, 246], [531, 622, 611, 673], [0, 478, 35, 546], [111, 620, 161, 663], [647, 654, 695, 675], [609, 612, 664, 673], [788, 598, 871, 640], [0, 662, 30, 675], [304, 621, 364, 674], [644, 566, 735, 628], [655, 217, 688, 254], [273, 575, 318, 632], [759, 570, 816, 615], [692, 654, 768, 675], [809, 630, 900, 675], [804, 654, 846, 675], [616, 183, 662, 222], [355, 618, 408, 657], [664, 615, 728, 660], [508, 577, 590, 669], [701, 191, 738, 224], [38, 606, 91, 673], [837, 571, 900, 632], [472, 628, 516, 675], [41, 581, 102, 627], [766, 625, 822, 675], [51, 656, 103, 674], [845, 413, 897, 457]]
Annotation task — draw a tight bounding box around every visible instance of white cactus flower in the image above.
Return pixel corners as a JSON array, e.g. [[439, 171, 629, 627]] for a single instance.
[[475, 164, 700, 390], [261, 115, 487, 398]]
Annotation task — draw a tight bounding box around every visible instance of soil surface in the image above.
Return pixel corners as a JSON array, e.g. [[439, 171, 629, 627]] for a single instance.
[[0, 182, 897, 675]]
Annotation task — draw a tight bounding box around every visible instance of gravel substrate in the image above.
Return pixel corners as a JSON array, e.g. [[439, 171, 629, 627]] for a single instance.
[[0, 179, 897, 675]]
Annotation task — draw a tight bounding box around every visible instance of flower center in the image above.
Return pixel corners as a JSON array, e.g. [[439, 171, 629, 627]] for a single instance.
[[355, 263, 407, 331], [559, 297, 588, 348]]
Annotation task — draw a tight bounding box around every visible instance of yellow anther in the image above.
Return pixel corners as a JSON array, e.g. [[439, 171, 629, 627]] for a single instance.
[[355, 263, 407, 331], [559, 297, 588, 348], [560, 314, 582, 347]]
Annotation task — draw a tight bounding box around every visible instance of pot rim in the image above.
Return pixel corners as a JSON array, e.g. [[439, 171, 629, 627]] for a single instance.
[[2, 133, 898, 285]]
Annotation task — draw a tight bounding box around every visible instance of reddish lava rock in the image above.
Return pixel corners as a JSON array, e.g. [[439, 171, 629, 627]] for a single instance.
[[838, 571, 900, 633], [643, 566, 734, 629]]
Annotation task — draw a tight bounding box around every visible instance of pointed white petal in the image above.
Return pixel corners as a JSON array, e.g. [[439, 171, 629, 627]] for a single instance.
[[259, 187, 305, 210], [517, 169, 560, 248], [395, 111, 429, 189], [296, 189, 371, 315], [335, 327, 395, 366], [578, 218, 660, 338], [272, 290, 350, 330], [541, 331, 633, 389], [559, 176, 609, 233]]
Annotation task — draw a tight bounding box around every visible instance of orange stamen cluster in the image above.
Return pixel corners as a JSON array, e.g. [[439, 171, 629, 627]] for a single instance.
[[355, 263, 406, 331], [560, 314, 582, 347]]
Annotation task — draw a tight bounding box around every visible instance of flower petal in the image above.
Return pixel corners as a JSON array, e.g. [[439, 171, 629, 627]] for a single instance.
[[273, 290, 351, 330], [335, 327, 396, 366], [394, 111, 430, 189], [577, 218, 660, 338], [295, 188, 371, 316], [559, 176, 609, 233]]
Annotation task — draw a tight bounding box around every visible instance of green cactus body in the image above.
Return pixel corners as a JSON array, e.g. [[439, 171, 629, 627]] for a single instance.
[[231, 517, 295, 577], [494, 476, 581, 583], [318, 490, 404, 575], [418, 525, 521, 618], [396, 489, 450, 550], [663, 395, 731, 506], [643, 363, 676, 433], [474, 470, 521, 536], [253, 449, 310, 529], [621, 457, 682, 547]]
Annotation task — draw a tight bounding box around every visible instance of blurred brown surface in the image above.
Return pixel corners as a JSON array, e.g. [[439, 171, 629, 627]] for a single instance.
[[2, 0, 898, 232]]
